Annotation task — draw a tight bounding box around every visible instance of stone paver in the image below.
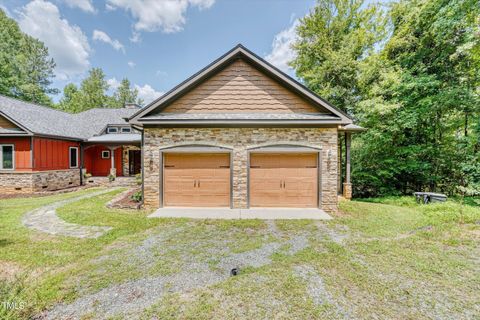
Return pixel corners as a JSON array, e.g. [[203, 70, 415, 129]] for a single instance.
[[22, 189, 117, 239]]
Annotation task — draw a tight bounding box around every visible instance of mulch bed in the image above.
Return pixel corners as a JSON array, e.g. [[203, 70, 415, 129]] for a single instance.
[[106, 188, 142, 210]]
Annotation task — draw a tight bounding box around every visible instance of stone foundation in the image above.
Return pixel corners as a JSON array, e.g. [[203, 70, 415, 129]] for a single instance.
[[0, 169, 81, 194], [143, 127, 339, 214]]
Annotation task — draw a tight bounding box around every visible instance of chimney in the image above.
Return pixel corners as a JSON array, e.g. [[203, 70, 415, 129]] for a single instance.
[[124, 102, 141, 109]]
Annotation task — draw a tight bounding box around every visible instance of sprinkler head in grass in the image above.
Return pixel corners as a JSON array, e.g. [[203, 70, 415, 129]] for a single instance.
[[230, 268, 239, 276]]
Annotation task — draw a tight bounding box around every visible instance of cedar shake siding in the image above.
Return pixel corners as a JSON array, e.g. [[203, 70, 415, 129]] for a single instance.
[[160, 59, 324, 114], [0, 115, 19, 129]]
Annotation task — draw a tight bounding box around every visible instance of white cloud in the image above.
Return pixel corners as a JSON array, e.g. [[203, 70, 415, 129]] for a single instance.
[[106, 0, 215, 35], [63, 0, 95, 13], [155, 70, 167, 77], [135, 84, 163, 104], [129, 31, 141, 43], [127, 61, 136, 68], [92, 29, 125, 53], [265, 20, 298, 73], [18, 0, 91, 80], [108, 78, 163, 104], [107, 77, 121, 90]]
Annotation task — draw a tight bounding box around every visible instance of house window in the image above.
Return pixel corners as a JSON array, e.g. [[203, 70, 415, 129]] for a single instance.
[[101, 150, 110, 159], [69, 147, 78, 168], [121, 127, 131, 133], [0, 144, 14, 170], [107, 127, 118, 133]]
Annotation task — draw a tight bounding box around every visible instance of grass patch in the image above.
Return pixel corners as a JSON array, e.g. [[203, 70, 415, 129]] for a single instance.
[[0, 190, 479, 319]]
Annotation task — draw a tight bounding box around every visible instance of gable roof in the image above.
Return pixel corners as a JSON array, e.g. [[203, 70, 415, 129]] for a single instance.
[[129, 44, 353, 125], [0, 95, 138, 140]]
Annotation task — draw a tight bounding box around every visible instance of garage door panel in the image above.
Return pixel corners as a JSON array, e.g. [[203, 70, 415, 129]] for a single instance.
[[164, 153, 230, 207], [250, 153, 318, 208]]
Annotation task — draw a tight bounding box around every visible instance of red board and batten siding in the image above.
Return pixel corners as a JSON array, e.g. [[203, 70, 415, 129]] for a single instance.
[[0, 137, 32, 170], [84, 146, 123, 176], [33, 137, 80, 171]]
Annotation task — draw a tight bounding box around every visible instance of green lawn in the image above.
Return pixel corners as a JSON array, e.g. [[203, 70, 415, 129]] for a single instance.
[[0, 189, 479, 319]]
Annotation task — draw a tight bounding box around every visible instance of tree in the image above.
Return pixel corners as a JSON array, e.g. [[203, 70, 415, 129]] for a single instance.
[[58, 69, 142, 112], [109, 78, 143, 108], [353, 0, 480, 196], [79, 68, 110, 110], [58, 83, 80, 112], [291, 0, 386, 115], [0, 9, 57, 105]]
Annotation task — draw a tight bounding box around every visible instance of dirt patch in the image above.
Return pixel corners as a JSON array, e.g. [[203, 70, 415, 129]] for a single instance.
[[0, 261, 24, 280]]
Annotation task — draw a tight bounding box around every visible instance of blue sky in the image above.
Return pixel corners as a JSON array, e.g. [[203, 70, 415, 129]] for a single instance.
[[0, 0, 317, 103]]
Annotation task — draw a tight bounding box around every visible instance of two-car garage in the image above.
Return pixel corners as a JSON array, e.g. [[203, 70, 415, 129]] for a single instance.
[[162, 150, 320, 208]]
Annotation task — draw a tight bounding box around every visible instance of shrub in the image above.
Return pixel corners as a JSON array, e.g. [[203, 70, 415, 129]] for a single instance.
[[131, 190, 142, 202], [108, 174, 115, 182]]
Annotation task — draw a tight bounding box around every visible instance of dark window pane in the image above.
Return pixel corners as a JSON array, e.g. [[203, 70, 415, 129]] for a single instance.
[[70, 148, 78, 168], [2, 145, 13, 169]]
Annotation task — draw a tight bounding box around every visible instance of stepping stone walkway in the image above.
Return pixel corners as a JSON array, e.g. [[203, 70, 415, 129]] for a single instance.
[[22, 189, 118, 239]]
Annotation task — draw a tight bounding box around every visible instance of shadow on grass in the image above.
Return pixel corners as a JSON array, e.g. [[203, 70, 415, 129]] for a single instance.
[[0, 239, 13, 247]]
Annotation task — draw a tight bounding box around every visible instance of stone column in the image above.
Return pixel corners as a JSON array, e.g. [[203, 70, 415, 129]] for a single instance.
[[109, 147, 118, 177], [343, 132, 352, 199]]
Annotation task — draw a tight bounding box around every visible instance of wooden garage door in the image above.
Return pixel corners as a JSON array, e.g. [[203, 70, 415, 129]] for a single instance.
[[164, 153, 230, 207], [250, 153, 318, 207]]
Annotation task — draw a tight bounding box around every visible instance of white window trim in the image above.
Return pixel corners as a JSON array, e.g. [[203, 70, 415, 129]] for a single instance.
[[121, 127, 132, 133], [101, 150, 110, 159], [69, 147, 79, 169], [107, 127, 118, 133], [0, 144, 15, 170]]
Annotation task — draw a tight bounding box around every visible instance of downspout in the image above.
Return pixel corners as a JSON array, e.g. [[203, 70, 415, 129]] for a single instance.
[[79, 143, 84, 185], [30, 136, 34, 170]]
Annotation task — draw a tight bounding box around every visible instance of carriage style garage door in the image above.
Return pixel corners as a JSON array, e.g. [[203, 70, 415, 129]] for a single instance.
[[163, 153, 230, 207], [249, 153, 318, 208]]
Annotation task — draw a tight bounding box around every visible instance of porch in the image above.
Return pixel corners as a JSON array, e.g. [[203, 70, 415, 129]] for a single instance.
[[83, 133, 141, 178]]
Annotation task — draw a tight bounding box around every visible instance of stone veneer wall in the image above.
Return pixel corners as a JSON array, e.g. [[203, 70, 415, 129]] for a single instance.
[[143, 127, 338, 213], [0, 169, 80, 194]]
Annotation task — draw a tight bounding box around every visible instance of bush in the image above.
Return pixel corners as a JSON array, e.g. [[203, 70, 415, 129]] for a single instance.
[[131, 190, 142, 202], [108, 174, 115, 182]]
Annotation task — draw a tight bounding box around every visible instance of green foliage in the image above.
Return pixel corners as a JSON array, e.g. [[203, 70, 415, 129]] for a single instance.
[[293, 0, 480, 197], [58, 71, 143, 112], [131, 190, 142, 202], [109, 78, 143, 108], [291, 0, 387, 114], [0, 9, 57, 105]]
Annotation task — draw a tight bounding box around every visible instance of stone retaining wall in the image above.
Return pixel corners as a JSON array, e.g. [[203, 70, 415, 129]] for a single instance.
[[143, 127, 338, 213], [0, 169, 81, 194]]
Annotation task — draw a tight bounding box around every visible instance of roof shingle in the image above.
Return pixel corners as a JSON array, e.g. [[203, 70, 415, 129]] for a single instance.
[[0, 95, 139, 140]]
